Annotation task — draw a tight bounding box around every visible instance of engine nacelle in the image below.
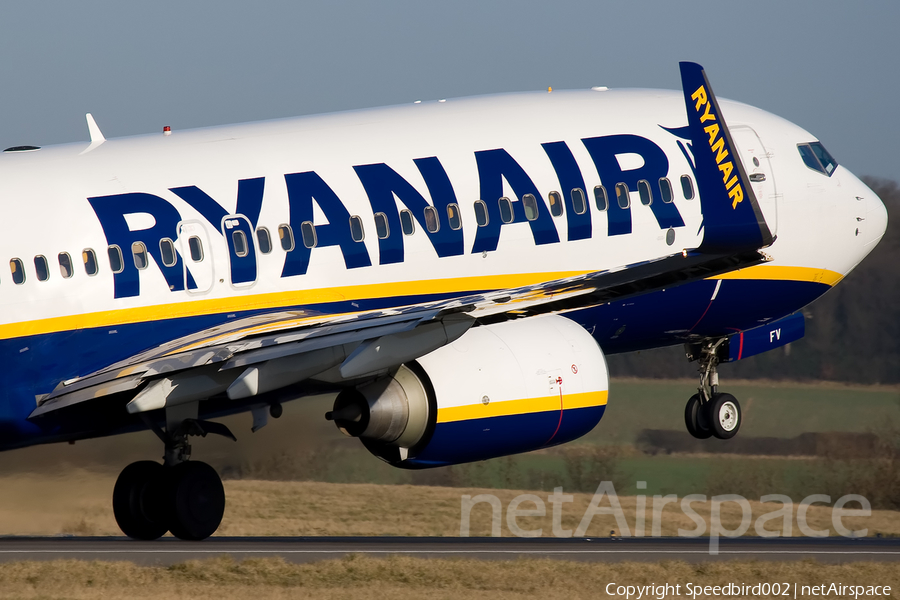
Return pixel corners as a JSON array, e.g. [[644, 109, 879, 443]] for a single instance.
[[329, 314, 609, 468]]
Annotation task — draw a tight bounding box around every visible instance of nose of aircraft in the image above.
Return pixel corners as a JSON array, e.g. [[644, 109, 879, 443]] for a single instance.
[[859, 179, 889, 249]]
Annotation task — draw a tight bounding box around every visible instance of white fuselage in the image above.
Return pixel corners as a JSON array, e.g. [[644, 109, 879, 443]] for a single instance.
[[0, 87, 887, 445]]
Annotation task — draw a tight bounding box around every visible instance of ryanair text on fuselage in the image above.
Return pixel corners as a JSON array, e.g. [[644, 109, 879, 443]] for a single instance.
[[89, 133, 692, 299]]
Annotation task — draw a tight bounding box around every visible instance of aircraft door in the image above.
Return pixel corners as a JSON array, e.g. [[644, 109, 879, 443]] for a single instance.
[[178, 220, 215, 294], [731, 126, 778, 236], [221, 214, 257, 287]]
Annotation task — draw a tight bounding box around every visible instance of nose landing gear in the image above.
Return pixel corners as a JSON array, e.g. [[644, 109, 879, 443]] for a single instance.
[[684, 393, 712, 439], [708, 393, 741, 439], [684, 339, 742, 440]]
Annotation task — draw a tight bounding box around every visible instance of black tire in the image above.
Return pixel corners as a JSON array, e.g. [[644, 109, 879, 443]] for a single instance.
[[112, 461, 168, 540], [684, 393, 713, 439], [708, 392, 741, 439], [165, 461, 225, 541]]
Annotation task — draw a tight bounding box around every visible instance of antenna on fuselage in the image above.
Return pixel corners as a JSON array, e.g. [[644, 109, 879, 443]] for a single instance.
[[80, 113, 106, 155]]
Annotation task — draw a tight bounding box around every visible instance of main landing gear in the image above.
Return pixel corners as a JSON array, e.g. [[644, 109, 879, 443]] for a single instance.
[[684, 339, 742, 440], [112, 419, 232, 540]]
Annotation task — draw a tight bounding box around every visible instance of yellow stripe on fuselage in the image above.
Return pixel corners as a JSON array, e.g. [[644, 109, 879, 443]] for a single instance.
[[709, 265, 843, 287], [436, 390, 608, 424], [0, 265, 843, 342]]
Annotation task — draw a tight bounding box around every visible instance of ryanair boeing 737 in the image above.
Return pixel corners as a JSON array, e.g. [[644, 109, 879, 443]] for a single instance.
[[0, 63, 887, 540]]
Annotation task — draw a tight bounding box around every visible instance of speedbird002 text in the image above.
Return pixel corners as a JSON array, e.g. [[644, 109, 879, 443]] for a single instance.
[[0, 63, 886, 540]]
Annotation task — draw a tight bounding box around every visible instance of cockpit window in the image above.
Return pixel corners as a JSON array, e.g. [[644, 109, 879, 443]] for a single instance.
[[797, 142, 838, 176], [810, 142, 838, 175]]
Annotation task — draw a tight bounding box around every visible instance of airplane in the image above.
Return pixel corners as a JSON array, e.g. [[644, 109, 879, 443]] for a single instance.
[[0, 63, 887, 541]]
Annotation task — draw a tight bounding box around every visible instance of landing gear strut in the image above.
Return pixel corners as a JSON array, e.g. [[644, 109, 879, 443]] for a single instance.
[[113, 418, 230, 541], [683, 339, 742, 440]]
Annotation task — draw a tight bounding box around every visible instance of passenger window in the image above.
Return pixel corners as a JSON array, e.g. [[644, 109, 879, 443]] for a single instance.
[[637, 180, 652, 206], [83, 249, 98, 276], [680, 175, 695, 200], [571, 188, 587, 215], [400, 209, 415, 235], [10, 258, 25, 285], [188, 236, 204, 261], [256, 228, 272, 254], [474, 200, 489, 227], [522, 194, 539, 221], [548, 191, 564, 217], [34, 255, 49, 281], [159, 238, 177, 266], [132, 242, 149, 270], [108, 245, 124, 273], [232, 231, 249, 257], [278, 225, 295, 251], [659, 178, 674, 204], [447, 203, 462, 230], [498, 197, 514, 224], [615, 183, 630, 209], [300, 221, 317, 248], [593, 185, 609, 211], [374, 212, 390, 239], [349, 216, 365, 242], [424, 206, 440, 233], [58, 252, 73, 279]]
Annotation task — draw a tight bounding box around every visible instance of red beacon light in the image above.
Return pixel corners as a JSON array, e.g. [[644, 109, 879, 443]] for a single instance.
[[163, 126, 172, 136]]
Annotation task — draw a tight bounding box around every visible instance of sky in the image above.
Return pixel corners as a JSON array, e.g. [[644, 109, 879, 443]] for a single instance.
[[1, 1, 897, 181]]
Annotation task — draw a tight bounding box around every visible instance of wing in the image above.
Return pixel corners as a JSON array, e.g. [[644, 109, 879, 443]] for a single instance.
[[30, 249, 765, 421], [29, 62, 774, 429]]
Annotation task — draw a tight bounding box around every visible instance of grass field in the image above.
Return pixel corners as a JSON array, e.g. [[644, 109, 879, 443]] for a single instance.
[[0, 556, 898, 600], [595, 378, 900, 444], [1, 473, 897, 538]]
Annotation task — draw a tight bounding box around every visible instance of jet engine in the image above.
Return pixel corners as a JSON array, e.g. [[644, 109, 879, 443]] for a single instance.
[[327, 314, 609, 467]]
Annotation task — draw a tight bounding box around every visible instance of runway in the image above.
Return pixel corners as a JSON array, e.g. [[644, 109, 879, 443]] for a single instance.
[[0, 536, 897, 565]]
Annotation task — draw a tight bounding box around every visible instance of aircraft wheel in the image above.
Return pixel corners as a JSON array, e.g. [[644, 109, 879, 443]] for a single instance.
[[113, 461, 169, 540], [165, 461, 225, 541], [709, 393, 741, 439], [684, 394, 713, 439]]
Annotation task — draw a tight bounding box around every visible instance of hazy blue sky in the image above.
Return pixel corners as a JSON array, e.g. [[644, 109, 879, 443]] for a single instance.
[[1, 1, 897, 180]]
